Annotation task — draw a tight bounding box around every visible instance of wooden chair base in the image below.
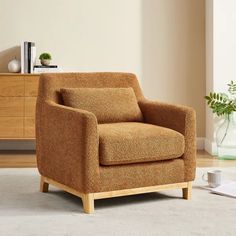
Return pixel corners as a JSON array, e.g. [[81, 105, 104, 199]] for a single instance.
[[40, 176, 192, 214]]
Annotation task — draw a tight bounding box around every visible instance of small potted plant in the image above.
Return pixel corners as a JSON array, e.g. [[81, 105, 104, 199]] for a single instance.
[[205, 81, 236, 159], [39, 53, 52, 66]]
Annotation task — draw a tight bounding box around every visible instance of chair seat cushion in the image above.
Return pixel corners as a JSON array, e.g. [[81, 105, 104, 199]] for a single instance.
[[98, 122, 185, 166]]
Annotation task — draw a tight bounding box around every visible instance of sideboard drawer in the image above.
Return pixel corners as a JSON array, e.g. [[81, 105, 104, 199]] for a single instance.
[[24, 117, 35, 138], [25, 97, 37, 117], [0, 117, 24, 138], [25, 77, 39, 96], [0, 73, 39, 139], [0, 97, 24, 116], [0, 76, 24, 96]]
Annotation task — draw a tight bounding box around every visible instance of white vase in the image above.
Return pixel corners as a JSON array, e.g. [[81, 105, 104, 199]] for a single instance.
[[216, 113, 236, 159], [8, 59, 21, 73]]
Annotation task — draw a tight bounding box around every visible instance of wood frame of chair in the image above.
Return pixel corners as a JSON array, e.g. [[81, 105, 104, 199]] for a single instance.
[[40, 175, 192, 214]]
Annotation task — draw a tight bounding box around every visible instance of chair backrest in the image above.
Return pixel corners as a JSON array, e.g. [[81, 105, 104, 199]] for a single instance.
[[37, 72, 144, 104]]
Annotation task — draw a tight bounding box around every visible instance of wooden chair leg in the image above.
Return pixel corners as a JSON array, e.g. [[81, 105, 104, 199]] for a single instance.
[[82, 194, 94, 214], [182, 181, 192, 200], [40, 176, 49, 192]]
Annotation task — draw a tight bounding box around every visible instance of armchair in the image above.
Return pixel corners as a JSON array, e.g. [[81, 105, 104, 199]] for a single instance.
[[36, 72, 196, 214]]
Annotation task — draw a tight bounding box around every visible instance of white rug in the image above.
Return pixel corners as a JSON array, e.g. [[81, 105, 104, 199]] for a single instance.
[[0, 167, 236, 236]]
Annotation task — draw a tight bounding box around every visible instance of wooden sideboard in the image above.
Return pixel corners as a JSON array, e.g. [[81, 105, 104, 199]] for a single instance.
[[0, 73, 39, 139]]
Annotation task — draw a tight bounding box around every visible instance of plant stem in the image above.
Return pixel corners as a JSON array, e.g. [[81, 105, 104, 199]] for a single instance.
[[220, 114, 230, 145]]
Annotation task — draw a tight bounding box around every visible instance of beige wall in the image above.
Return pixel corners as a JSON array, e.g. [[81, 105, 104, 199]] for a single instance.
[[0, 0, 206, 140], [0, 0, 142, 78], [142, 0, 206, 137]]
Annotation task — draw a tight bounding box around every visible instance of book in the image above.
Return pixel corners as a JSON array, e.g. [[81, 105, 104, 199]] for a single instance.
[[24, 42, 28, 73], [28, 42, 35, 73], [20, 42, 24, 73], [30, 45, 36, 73], [20, 41, 36, 73], [33, 67, 61, 73], [34, 65, 58, 68], [211, 182, 236, 198]]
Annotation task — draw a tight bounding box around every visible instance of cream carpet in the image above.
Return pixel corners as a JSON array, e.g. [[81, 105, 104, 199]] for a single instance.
[[0, 167, 236, 236]]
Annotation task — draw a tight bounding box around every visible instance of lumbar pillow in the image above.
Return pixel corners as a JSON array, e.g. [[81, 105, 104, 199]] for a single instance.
[[60, 87, 143, 123]]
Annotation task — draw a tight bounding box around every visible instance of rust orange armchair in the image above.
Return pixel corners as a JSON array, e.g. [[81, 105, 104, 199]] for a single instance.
[[36, 72, 196, 214]]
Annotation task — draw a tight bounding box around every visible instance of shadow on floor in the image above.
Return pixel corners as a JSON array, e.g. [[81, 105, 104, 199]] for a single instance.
[[0, 171, 182, 215]]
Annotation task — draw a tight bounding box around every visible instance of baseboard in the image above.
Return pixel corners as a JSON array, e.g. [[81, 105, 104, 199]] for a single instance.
[[204, 138, 217, 155], [197, 137, 217, 154], [196, 137, 205, 150]]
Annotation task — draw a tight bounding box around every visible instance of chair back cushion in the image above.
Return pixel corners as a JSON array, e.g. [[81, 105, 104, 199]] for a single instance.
[[37, 73, 144, 104], [61, 87, 143, 123]]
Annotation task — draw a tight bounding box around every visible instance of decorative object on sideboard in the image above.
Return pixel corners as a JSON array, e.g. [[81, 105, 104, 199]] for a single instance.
[[8, 58, 21, 73], [33, 65, 60, 73], [39, 53, 52, 66], [205, 81, 236, 160], [21, 41, 36, 74]]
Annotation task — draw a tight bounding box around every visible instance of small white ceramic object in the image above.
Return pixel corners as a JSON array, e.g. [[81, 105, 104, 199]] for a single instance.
[[202, 170, 222, 188], [8, 59, 21, 73], [40, 59, 51, 66]]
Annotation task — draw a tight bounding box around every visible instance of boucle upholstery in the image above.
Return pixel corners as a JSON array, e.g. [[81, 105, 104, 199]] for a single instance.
[[36, 72, 196, 194], [98, 122, 185, 165], [138, 100, 196, 181], [99, 158, 185, 192], [60, 88, 143, 123]]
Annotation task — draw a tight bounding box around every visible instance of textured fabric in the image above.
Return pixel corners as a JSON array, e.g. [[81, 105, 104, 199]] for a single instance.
[[98, 122, 184, 165], [99, 158, 185, 192], [36, 72, 196, 194], [36, 100, 100, 193], [38, 72, 144, 103], [60, 88, 143, 123], [139, 99, 196, 182], [36, 73, 143, 193]]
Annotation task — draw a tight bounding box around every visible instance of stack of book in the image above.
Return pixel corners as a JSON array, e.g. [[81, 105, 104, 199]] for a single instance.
[[33, 65, 61, 73], [21, 41, 36, 73]]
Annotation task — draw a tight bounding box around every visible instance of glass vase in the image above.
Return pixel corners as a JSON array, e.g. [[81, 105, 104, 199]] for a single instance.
[[216, 113, 236, 160]]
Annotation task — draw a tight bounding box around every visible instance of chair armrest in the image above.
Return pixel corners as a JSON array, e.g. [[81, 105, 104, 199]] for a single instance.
[[36, 100, 100, 193], [139, 99, 196, 181]]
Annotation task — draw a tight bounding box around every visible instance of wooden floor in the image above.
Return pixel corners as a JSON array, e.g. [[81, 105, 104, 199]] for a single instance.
[[0, 150, 236, 168]]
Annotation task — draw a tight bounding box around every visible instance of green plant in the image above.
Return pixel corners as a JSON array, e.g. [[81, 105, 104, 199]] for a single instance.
[[205, 81, 236, 116], [39, 53, 52, 60]]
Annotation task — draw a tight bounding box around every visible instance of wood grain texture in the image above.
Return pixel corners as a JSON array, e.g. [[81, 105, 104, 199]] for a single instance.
[[25, 76, 39, 96], [82, 194, 94, 214], [196, 150, 236, 167], [182, 181, 192, 200], [0, 74, 39, 139], [0, 150, 36, 167], [24, 117, 35, 138], [0, 117, 23, 138], [40, 176, 49, 192], [25, 97, 37, 117], [93, 182, 188, 200], [0, 73, 40, 76], [0, 76, 24, 96], [0, 97, 24, 116], [40, 175, 189, 214]]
